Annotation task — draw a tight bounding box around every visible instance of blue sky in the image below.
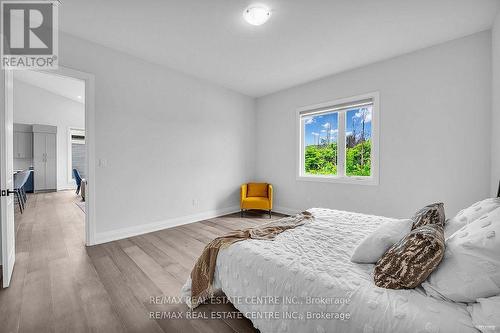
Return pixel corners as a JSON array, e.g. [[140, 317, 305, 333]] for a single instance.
[[304, 107, 372, 146]]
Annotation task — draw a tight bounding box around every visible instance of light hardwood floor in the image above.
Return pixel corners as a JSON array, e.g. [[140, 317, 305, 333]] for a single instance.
[[0, 191, 286, 333]]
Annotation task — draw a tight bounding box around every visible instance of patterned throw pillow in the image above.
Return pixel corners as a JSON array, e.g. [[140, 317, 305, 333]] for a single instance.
[[411, 202, 445, 230], [373, 224, 445, 289]]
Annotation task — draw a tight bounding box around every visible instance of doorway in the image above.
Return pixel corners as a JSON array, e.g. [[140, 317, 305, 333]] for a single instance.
[[0, 66, 96, 287]]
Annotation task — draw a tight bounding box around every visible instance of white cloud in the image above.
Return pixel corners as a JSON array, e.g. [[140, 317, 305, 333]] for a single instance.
[[304, 117, 314, 125], [311, 132, 319, 136], [353, 108, 372, 123], [329, 129, 338, 134], [322, 122, 331, 129], [321, 129, 326, 133]]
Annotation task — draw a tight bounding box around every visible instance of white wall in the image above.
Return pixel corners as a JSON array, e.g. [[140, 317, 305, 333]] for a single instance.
[[58, 33, 255, 241], [2, 29, 496, 248], [13, 80, 85, 190], [256, 32, 492, 219], [492, 13, 500, 196]]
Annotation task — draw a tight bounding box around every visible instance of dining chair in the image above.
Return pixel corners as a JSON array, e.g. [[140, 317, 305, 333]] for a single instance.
[[15, 170, 32, 213], [19, 170, 31, 204], [73, 168, 82, 195], [13, 172, 25, 213]]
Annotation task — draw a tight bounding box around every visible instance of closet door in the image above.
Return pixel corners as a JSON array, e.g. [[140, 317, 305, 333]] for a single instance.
[[33, 132, 46, 191], [44, 133, 57, 190]]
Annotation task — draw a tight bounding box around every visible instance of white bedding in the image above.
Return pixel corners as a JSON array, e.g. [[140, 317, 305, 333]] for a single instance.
[[182, 208, 479, 333]]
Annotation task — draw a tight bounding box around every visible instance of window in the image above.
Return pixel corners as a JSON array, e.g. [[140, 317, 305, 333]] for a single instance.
[[68, 128, 86, 183], [297, 92, 379, 185]]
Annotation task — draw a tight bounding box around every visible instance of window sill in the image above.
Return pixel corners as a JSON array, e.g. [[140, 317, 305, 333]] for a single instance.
[[296, 174, 379, 186]]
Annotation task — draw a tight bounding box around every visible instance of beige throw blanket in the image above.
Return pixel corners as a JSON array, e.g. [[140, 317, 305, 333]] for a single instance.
[[189, 211, 313, 308]]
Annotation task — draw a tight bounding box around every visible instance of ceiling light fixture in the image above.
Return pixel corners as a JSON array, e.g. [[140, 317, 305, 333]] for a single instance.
[[243, 5, 271, 26]]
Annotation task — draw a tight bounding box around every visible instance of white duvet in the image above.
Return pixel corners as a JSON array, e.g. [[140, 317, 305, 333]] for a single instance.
[[182, 208, 479, 333]]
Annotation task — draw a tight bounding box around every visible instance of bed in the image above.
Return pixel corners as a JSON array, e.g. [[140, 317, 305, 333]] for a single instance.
[[182, 208, 479, 333]]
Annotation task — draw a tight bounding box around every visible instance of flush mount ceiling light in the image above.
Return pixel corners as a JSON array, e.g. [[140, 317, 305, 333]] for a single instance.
[[243, 5, 271, 26]]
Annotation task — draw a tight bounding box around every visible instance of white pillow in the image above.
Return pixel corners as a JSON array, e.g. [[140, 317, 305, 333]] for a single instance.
[[351, 219, 413, 263], [422, 207, 500, 303], [445, 198, 500, 239], [467, 296, 500, 333]]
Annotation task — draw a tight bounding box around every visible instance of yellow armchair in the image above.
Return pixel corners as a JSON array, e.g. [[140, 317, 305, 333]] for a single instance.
[[240, 183, 273, 218]]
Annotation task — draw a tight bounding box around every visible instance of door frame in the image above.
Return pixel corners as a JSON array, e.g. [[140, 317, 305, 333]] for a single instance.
[[2, 65, 97, 247], [1, 69, 15, 287]]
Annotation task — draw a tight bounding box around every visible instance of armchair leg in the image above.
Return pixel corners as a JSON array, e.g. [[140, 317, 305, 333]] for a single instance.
[[240, 209, 244, 218], [269, 210, 272, 218]]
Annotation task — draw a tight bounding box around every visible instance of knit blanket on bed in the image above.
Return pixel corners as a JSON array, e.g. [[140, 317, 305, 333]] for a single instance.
[[189, 211, 313, 309]]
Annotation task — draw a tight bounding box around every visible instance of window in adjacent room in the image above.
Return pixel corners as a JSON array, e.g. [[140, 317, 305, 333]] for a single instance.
[[68, 128, 86, 182], [297, 92, 379, 185]]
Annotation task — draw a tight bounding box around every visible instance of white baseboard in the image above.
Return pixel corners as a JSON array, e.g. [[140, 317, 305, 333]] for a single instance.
[[57, 184, 77, 191], [273, 205, 300, 215], [94, 205, 240, 245]]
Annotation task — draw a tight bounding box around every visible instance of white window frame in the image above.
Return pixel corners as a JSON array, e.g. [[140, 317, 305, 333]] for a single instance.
[[67, 127, 85, 184], [296, 92, 379, 185]]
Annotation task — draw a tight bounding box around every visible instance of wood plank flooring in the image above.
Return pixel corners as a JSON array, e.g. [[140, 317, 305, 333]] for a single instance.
[[0, 191, 286, 333]]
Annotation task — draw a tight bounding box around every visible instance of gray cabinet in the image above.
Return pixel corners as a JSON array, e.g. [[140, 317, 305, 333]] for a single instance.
[[13, 124, 33, 159], [33, 125, 57, 191]]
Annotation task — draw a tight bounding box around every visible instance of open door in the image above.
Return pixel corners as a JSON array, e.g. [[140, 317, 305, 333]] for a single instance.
[[0, 69, 15, 288]]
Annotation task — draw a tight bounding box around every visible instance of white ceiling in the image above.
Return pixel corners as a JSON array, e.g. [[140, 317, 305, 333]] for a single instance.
[[14, 70, 85, 103], [58, 0, 500, 97]]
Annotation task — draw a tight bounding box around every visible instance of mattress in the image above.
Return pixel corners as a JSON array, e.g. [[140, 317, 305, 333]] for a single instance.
[[182, 208, 479, 333]]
